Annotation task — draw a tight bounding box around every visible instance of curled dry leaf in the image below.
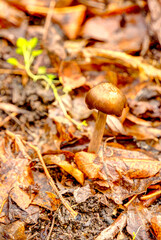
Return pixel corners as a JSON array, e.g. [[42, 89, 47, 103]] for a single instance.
[[52, 5, 87, 39], [75, 148, 161, 204], [74, 151, 105, 180], [127, 203, 156, 240], [0, 0, 25, 28], [126, 113, 152, 127], [124, 123, 161, 140], [82, 13, 147, 53], [106, 115, 126, 135], [151, 214, 161, 239], [43, 154, 84, 185], [59, 60, 86, 90], [81, 48, 161, 81], [0, 138, 33, 216]]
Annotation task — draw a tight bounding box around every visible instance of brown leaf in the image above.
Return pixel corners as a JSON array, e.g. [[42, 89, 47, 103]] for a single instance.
[[73, 184, 92, 203], [122, 158, 161, 178], [46, 192, 61, 211], [74, 151, 105, 180], [87, 1, 141, 16], [0, 220, 27, 240], [70, 94, 92, 120], [151, 214, 161, 240], [148, 0, 161, 45], [127, 113, 152, 127], [43, 154, 84, 185], [106, 115, 126, 135], [82, 13, 147, 53], [0, 0, 25, 28], [0, 137, 34, 215], [75, 148, 161, 204], [32, 171, 59, 211], [124, 123, 161, 140], [59, 60, 86, 91], [127, 203, 155, 240], [95, 212, 127, 240], [52, 5, 86, 39], [81, 48, 161, 81], [55, 0, 73, 8]]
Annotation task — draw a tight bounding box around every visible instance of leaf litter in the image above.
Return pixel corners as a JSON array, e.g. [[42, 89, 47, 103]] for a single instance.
[[0, 0, 161, 239]]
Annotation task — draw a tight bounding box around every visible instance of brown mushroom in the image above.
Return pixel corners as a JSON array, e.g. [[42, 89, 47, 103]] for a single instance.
[[85, 83, 127, 153]]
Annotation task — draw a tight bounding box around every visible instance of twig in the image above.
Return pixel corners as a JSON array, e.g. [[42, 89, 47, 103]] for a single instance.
[[23, 140, 78, 218], [46, 210, 58, 240], [43, 0, 56, 43], [27, 232, 39, 240], [0, 112, 17, 127], [140, 189, 161, 200], [124, 195, 137, 208]]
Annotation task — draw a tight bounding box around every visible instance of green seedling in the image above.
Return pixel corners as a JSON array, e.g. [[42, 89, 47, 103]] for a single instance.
[[7, 37, 87, 130]]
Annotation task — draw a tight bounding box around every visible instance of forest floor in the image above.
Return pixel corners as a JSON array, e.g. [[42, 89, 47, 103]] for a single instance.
[[0, 0, 161, 239]]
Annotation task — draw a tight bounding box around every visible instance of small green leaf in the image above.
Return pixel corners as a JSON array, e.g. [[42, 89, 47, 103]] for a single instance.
[[81, 120, 87, 127], [16, 37, 27, 48], [37, 66, 46, 74], [7, 58, 19, 66], [63, 86, 72, 94], [47, 74, 56, 80], [32, 49, 42, 57], [28, 37, 38, 49], [16, 48, 23, 55]]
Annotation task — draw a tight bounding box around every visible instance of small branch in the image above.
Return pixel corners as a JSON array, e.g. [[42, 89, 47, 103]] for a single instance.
[[24, 140, 78, 218]]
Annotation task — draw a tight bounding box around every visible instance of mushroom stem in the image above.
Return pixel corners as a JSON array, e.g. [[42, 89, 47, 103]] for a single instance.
[[88, 111, 107, 153]]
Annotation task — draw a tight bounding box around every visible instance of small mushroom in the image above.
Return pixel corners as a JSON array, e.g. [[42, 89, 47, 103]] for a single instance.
[[85, 83, 127, 153]]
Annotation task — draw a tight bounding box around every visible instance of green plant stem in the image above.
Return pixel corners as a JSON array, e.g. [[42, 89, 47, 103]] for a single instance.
[[17, 41, 85, 129], [25, 65, 84, 129]]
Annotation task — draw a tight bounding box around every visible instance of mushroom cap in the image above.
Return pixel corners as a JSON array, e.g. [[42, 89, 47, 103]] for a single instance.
[[85, 83, 127, 117]]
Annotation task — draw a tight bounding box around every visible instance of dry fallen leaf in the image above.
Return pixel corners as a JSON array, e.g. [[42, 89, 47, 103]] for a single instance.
[[75, 151, 104, 180], [148, 0, 161, 45], [0, 137, 33, 215], [81, 48, 161, 81], [0, 220, 27, 240], [75, 148, 161, 204], [106, 115, 126, 135], [82, 13, 147, 53], [52, 5, 86, 39], [59, 60, 86, 91], [151, 213, 161, 240], [73, 184, 92, 203], [127, 203, 156, 240], [95, 212, 127, 240], [0, 0, 25, 28], [43, 154, 84, 185]]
